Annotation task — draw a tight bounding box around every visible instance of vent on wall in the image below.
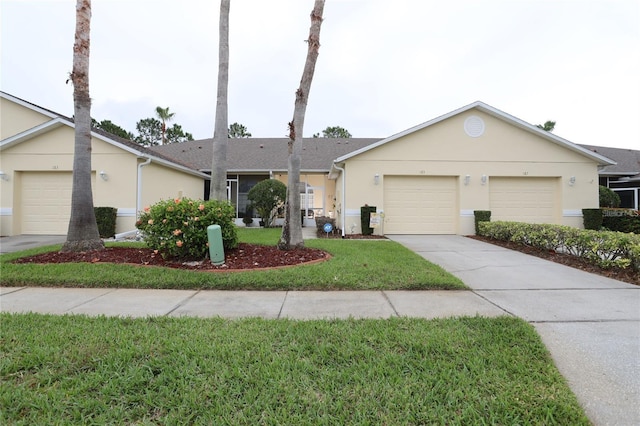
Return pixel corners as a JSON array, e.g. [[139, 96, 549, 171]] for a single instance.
[[464, 115, 485, 138]]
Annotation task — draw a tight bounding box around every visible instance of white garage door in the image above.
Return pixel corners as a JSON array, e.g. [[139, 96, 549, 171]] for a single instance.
[[384, 176, 457, 234], [21, 172, 73, 234], [489, 177, 558, 224]]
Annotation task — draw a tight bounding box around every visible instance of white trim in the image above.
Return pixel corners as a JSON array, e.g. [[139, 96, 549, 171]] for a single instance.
[[460, 209, 475, 217], [117, 208, 137, 217], [345, 209, 360, 216], [334, 101, 616, 167], [0, 208, 12, 216], [563, 209, 583, 217]]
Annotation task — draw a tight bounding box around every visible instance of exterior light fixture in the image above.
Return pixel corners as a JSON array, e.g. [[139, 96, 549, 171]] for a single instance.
[[0, 171, 8, 181], [99, 170, 109, 181], [464, 175, 471, 185], [569, 176, 576, 186], [374, 173, 380, 185], [481, 175, 487, 185]]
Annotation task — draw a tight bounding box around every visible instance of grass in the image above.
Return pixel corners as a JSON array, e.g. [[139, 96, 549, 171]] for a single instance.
[[0, 228, 465, 290], [0, 314, 589, 425]]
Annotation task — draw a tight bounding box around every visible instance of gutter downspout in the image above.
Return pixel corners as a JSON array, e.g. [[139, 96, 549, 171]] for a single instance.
[[137, 158, 152, 215], [332, 162, 346, 237]]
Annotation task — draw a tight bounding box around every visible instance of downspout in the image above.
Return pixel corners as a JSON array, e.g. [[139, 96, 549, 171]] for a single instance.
[[137, 158, 152, 215], [332, 162, 346, 237]]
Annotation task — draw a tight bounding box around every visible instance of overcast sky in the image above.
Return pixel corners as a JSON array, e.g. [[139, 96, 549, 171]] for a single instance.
[[2, 0, 639, 149]]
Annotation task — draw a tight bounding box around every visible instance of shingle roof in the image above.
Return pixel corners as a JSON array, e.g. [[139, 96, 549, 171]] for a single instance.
[[149, 138, 382, 172], [579, 144, 640, 177]]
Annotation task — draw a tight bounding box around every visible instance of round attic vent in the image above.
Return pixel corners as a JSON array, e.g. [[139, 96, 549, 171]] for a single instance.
[[464, 115, 485, 138]]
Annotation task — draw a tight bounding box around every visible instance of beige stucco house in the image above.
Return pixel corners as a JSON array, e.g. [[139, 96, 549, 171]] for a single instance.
[[329, 102, 616, 235], [0, 92, 208, 236], [1, 93, 617, 237]]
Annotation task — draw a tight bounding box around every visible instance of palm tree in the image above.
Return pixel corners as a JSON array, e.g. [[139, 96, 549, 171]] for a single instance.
[[61, 0, 104, 253], [278, 0, 325, 250], [155, 106, 175, 145], [210, 0, 230, 200]]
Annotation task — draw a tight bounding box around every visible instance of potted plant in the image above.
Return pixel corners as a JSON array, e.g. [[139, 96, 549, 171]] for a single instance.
[[242, 209, 254, 227]]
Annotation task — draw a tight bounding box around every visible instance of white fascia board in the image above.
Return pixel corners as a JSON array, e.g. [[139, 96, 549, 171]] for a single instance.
[[335, 100, 617, 167], [0, 118, 69, 149]]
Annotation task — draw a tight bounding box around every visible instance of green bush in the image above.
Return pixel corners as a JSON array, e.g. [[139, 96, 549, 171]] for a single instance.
[[360, 205, 376, 235], [247, 179, 287, 227], [136, 197, 238, 260], [602, 209, 640, 233], [599, 185, 621, 208], [478, 220, 639, 272], [94, 207, 117, 238], [582, 208, 603, 230], [473, 210, 491, 234]]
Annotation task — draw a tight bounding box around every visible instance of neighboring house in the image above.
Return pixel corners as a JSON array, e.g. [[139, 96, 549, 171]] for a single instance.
[[329, 101, 615, 235], [149, 137, 379, 226], [0, 92, 209, 236], [579, 144, 640, 210]]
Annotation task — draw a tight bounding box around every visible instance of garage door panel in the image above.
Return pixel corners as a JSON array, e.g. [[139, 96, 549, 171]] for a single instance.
[[21, 172, 73, 234], [489, 177, 558, 224], [384, 176, 457, 234]]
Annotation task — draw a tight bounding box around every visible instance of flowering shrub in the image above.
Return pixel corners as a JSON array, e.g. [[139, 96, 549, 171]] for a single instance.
[[136, 197, 238, 259]]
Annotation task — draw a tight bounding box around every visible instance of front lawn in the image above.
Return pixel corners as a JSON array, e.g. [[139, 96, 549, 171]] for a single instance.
[[0, 228, 465, 290], [0, 314, 589, 425]]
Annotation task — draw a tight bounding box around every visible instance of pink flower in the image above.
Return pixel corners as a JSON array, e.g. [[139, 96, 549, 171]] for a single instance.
[[194, 217, 200, 221], [174, 198, 181, 204], [162, 219, 167, 224], [143, 206, 150, 212], [176, 240, 183, 247], [147, 219, 154, 225], [198, 204, 205, 211], [173, 229, 182, 236]]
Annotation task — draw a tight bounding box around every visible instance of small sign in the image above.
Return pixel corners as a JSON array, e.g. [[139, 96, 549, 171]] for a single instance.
[[323, 222, 333, 235], [369, 213, 380, 228]]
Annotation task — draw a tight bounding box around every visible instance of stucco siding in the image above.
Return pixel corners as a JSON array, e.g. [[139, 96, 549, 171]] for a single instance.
[[0, 97, 53, 139]]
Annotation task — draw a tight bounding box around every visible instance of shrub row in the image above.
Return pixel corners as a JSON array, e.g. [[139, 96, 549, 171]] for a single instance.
[[136, 197, 238, 260], [477, 221, 640, 272]]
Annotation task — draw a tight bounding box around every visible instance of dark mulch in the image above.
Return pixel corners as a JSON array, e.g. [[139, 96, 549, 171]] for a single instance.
[[468, 235, 639, 286], [12, 243, 329, 271]]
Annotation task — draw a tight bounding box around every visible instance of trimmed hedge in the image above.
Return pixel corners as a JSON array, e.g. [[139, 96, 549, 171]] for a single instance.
[[360, 205, 376, 236], [603, 209, 640, 234], [474, 210, 491, 234], [94, 207, 117, 238], [582, 208, 603, 230], [478, 221, 640, 272]]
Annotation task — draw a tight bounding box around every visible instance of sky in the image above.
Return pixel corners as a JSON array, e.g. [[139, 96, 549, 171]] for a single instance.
[[2, 0, 639, 149]]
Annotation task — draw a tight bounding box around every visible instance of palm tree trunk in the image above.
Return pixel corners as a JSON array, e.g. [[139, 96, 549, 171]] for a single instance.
[[61, 0, 103, 252], [210, 0, 230, 201], [278, 0, 325, 250]]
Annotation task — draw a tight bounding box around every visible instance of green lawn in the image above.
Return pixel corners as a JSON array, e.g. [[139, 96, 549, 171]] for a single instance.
[[0, 228, 465, 290], [0, 314, 589, 425]]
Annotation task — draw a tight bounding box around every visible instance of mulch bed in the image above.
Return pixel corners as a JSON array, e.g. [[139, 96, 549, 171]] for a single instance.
[[12, 243, 329, 271], [468, 235, 639, 286]]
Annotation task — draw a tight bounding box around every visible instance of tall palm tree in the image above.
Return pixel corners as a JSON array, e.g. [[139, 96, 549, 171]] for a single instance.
[[61, 0, 104, 253], [278, 0, 325, 250], [210, 0, 230, 200], [155, 106, 175, 145]]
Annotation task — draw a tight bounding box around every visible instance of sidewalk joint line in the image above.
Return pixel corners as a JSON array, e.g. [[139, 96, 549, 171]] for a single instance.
[[381, 291, 400, 317], [277, 291, 289, 319], [164, 290, 201, 317]]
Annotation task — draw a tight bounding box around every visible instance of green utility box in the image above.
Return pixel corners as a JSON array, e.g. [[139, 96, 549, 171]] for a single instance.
[[207, 225, 225, 265]]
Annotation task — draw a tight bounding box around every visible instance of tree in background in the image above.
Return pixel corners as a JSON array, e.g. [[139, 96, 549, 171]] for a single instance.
[[155, 106, 175, 145], [536, 120, 556, 132], [61, 0, 104, 253], [247, 179, 287, 227], [599, 185, 621, 208], [210, 0, 231, 201], [228, 122, 251, 138], [91, 118, 133, 139], [279, 0, 325, 250], [134, 117, 193, 146], [313, 125, 351, 138]]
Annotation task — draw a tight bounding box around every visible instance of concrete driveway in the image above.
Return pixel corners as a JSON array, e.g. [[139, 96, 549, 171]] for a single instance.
[[0, 235, 66, 254], [389, 235, 640, 426]]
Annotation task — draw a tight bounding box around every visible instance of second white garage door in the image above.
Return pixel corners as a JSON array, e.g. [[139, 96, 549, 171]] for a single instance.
[[383, 176, 457, 234], [489, 177, 559, 224]]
